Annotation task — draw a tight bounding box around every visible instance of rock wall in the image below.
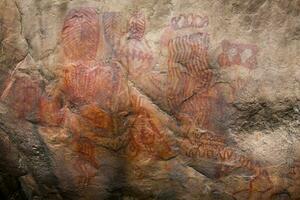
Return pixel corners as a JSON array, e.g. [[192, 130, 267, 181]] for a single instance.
[[0, 0, 299, 199]]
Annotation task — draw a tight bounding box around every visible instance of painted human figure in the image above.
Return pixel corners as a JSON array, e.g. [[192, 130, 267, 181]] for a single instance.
[[37, 8, 131, 189], [39, 8, 175, 191], [116, 11, 168, 103], [167, 32, 214, 133]]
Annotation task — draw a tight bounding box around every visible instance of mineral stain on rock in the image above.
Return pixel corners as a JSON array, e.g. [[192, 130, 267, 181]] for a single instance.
[[0, 0, 299, 199]]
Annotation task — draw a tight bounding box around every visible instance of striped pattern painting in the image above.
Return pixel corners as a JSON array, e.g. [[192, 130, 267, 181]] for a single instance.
[[128, 11, 146, 40], [168, 33, 212, 113], [103, 12, 123, 52], [61, 8, 100, 61]]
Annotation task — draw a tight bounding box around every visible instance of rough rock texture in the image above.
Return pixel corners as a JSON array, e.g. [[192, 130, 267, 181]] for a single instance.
[[0, 0, 299, 199]]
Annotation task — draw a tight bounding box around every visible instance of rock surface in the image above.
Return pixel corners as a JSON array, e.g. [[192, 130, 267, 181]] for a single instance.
[[0, 0, 299, 199]]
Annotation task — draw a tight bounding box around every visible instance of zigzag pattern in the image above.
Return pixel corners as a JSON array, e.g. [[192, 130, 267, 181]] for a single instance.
[[167, 32, 209, 72], [128, 11, 146, 40], [167, 32, 212, 116]]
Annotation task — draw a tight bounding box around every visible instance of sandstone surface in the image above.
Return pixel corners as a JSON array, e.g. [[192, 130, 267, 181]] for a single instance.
[[0, 0, 299, 199]]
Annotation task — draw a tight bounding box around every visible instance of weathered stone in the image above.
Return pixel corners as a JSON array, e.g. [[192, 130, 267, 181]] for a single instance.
[[0, 0, 299, 199]]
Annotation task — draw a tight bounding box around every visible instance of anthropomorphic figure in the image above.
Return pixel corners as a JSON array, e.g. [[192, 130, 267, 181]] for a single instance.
[[38, 8, 176, 195], [167, 32, 213, 133]]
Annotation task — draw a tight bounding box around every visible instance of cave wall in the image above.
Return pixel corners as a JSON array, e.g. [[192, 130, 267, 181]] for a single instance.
[[0, 0, 299, 199]]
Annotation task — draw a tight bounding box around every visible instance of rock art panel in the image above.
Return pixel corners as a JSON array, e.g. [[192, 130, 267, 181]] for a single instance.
[[0, 2, 299, 200], [35, 8, 178, 194], [37, 8, 133, 192], [162, 14, 217, 132]]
